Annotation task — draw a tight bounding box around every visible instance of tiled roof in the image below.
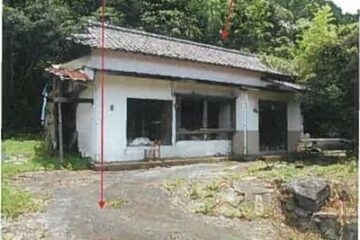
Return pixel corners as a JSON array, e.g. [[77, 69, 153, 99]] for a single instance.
[[71, 22, 287, 76]]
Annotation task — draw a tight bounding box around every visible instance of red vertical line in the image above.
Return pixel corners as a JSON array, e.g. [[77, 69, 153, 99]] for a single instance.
[[99, 0, 106, 209]]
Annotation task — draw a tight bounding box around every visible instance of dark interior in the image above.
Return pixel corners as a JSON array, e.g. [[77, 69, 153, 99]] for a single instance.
[[259, 100, 287, 151], [127, 98, 172, 145]]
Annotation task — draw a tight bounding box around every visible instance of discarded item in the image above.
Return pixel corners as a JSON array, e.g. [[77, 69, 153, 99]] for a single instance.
[[129, 137, 153, 146], [144, 140, 161, 160], [296, 138, 352, 157]]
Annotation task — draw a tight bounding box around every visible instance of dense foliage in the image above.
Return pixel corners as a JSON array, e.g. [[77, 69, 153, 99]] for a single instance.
[[2, 0, 359, 140]]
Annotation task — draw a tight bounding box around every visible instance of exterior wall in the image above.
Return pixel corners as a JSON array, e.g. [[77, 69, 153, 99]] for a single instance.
[[287, 101, 304, 151], [81, 73, 233, 162], [76, 87, 98, 158], [233, 90, 303, 156], [62, 50, 269, 88], [72, 50, 303, 160]]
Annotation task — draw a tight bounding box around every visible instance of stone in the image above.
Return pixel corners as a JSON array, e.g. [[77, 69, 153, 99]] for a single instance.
[[286, 178, 330, 212], [343, 222, 358, 240], [294, 207, 312, 218], [313, 212, 339, 240], [297, 216, 312, 230], [284, 198, 296, 212]]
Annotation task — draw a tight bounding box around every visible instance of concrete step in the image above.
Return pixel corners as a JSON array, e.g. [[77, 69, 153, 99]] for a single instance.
[[92, 156, 229, 171]]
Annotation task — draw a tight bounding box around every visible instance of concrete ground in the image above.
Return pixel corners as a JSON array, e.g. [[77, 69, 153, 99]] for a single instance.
[[3, 162, 288, 240]]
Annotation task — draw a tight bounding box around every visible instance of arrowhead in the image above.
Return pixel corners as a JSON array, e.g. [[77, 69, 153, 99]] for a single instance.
[[98, 200, 106, 209]]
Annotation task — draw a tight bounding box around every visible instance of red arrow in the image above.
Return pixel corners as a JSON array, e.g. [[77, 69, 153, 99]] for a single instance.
[[98, 0, 106, 209]]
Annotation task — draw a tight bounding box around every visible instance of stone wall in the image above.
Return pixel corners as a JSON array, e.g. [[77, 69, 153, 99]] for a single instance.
[[281, 178, 357, 240]]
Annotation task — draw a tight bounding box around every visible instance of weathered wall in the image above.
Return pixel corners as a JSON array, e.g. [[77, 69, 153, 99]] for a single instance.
[[72, 50, 303, 161], [63, 50, 270, 88], [76, 86, 98, 158], [287, 101, 304, 151], [80, 73, 233, 161], [233, 90, 303, 156]]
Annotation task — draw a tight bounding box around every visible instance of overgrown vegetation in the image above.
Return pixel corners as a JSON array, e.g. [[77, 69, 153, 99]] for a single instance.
[[245, 159, 358, 215], [163, 158, 358, 222], [239, 158, 358, 182], [2, 137, 91, 219], [163, 176, 276, 220], [2, 184, 41, 219]]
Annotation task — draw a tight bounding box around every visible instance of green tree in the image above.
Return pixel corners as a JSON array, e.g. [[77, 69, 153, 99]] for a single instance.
[[2, 0, 75, 133], [295, 6, 358, 138], [139, 0, 204, 40]]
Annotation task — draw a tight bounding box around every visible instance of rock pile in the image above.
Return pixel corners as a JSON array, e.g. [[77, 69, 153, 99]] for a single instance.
[[282, 178, 357, 240]]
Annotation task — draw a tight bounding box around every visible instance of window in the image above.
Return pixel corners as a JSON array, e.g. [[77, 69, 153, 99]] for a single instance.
[[127, 98, 172, 146], [180, 99, 203, 130], [176, 95, 235, 140]]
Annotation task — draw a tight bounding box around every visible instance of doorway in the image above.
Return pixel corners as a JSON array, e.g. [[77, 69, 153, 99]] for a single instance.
[[259, 100, 287, 151]]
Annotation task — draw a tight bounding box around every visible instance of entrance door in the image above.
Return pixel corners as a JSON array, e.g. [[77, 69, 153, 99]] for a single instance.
[[259, 100, 287, 151]]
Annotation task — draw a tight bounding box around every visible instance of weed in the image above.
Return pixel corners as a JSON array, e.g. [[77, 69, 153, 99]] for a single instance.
[[1, 136, 92, 219], [2, 183, 41, 219], [162, 178, 186, 193], [106, 198, 128, 209], [193, 198, 217, 215]]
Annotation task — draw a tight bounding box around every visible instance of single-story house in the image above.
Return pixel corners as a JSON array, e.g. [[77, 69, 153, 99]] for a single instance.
[[45, 22, 304, 162]]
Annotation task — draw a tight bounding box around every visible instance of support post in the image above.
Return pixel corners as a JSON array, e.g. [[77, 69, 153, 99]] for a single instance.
[[57, 79, 64, 164], [203, 99, 208, 140], [243, 92, 248, 156]]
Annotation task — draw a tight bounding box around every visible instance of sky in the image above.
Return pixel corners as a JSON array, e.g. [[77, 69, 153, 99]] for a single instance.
[[330, 0, 360, 14]]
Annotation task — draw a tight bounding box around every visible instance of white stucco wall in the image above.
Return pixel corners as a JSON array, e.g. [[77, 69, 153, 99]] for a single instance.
[[234, 90, 303, 155], [79, 73, 233, 162], [238, 90, 303, 132], [287, 101, 303, 132], [76, 86, 97, 158], [72, 50, 303, 160], [63, 50, 271, 88]]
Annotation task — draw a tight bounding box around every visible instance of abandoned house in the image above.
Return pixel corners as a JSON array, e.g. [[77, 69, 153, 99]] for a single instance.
[[45, 22, 304, 162]]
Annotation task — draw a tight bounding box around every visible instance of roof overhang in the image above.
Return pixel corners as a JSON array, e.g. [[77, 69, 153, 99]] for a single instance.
[[46, 65, 92, 81]]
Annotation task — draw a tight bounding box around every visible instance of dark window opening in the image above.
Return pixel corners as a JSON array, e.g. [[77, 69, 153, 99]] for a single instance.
[[207, 101, 220, 128], [259, 100, 287, 151], [180, 99, 203, 130], [127, 98, 172, 146], [176, 95, 235, 141]]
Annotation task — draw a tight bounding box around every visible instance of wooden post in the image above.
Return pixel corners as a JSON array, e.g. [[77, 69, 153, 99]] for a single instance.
[[203, 99, 208, 140], [57, 102, 64, 164], [57, 79, 64, 164]]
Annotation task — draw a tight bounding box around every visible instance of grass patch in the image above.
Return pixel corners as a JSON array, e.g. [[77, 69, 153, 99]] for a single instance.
[[162, 178, 187, 193], [2, 137, 92, 178], [163, 177, 272, 220], [2, 154, 92, 178], [2, 136, 92, 219], [243, 158, 358, 182], [2, 183, 41, 219], [106, 198, 128, 209], [162, 158, 358, 223], [2, 138, 42, 159]]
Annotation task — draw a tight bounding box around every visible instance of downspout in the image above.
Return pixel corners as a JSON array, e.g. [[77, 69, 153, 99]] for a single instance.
[[40, 83, 48, 126], [243, 92, 248, 156]]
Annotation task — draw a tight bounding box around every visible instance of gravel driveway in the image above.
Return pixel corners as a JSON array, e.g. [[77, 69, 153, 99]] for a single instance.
[[3, 162, 286, 240]]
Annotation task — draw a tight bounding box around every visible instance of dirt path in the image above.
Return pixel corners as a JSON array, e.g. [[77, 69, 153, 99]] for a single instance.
[[3, 162, 285, 240]]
